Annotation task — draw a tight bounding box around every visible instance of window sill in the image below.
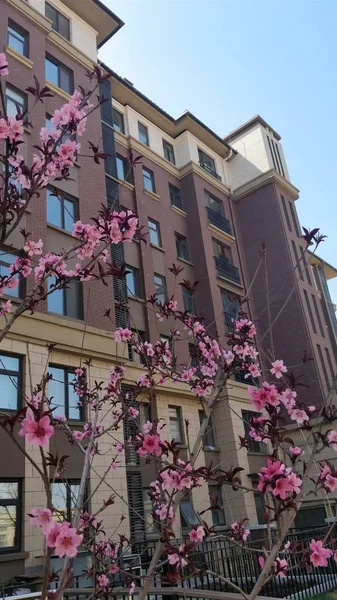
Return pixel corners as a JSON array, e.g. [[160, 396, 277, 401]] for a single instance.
[[217, 274, 244, 289], [208, 223, 236, 242], [177, 257, 194, 267], [47, 223, 74, 237], [45, 80, 71, 102], [247, 451, 268, 457], [203, 446, 220, 452], [128, 294, 145, 303], [144, 189, 160, 201], [47, 311, 84, 323], [150, 243, 165, 253], [5, 46, 34, 69], [0, 551, 29, 562], [171, 205, 186, 217]]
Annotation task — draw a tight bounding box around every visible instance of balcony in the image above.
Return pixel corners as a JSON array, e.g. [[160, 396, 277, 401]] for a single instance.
[[214, 256, 240, 284], [199, 160, 222, 181], [206, 206, 232, 235]]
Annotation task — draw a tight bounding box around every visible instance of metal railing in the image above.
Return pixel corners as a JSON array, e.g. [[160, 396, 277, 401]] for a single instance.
[[199, 161, 222, 181], [214, 256, 240, 284], [206, 207, 232, 235]]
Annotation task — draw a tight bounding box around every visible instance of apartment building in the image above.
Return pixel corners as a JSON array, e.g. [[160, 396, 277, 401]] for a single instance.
[[0, 0, 337, 588]]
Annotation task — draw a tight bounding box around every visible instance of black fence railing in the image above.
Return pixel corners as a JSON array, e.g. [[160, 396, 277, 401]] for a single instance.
[[206, 207, 232, 235], [199, 161, 222, 181], [214, 256, 240, 284]]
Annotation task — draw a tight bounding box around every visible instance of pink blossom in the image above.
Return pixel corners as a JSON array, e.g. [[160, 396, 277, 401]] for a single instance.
[[30, 507, 54, 534], [142, 434, 162, 456], [289, 446, 303, 457], [46, 521, 61, 547], [189, 526, 205, 543], [129, 406, 139, 418], [24, 239, 43, 257], [115, 441, 124, 454], [0, 118, 9, 140], [54, 523, 82, 558], [258, 556, 265, 570], [274, 557, 288, 577], [270, 359, 287, 379], [110, 460, 119, 471], [75, 368, 84, 377], [114, 327, 132, 342], [325, 474, 337, 492], [223, 350, 234, 365], [248, 363, 261, 378], [129, 582, 135, 595], [97, 574, 109, 589], [137, 374, 151, 388], [7, 116, 24, 140], [289, 409, 309, 425], [168, 300, 178, 311], [328, 430, 337, 451], [273, 477, 293, 500], [73, 430, 84, 441], [0, 300, 12, 316], [142, 421, 153, 434], [19, 412, 54, 446], [0, 53, 9, 76], [309, 539, 332, 567], [286, 471, 302, 495]]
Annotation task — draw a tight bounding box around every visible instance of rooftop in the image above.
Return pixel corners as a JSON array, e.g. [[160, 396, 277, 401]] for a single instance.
[[309, 251, 337, 280], [60, 0, 124, 48], [224, 115, 281, 143]]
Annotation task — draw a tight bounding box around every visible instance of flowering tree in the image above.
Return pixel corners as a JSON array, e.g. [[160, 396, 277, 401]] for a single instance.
[[0, 51, 336, 600]]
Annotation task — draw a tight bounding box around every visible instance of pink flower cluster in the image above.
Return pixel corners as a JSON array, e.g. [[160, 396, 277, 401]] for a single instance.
[[310, 539, 333, 567], [114, 327, 133, 342], [0, 53, 9, 76], [30, 508, 82, 558], [318, 464, 337, 492], [137, 422, 166, 457], [258, 459, 302, 501], [235, 318, 256, 339], [229, 521, 250, 542], [19, 411, 54, 446]]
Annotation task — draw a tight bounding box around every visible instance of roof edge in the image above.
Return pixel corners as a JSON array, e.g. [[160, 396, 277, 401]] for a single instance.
[[224, 115, 281, 142], [94, 0, 124, 47]]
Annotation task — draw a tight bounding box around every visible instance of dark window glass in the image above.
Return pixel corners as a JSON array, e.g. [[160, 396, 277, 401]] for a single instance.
[[325, 347, 336, 384], [189, 344, 197, 367], [242, 410, 266, 453], [221, 290, 240, 332], [112, 109, 125, 133], [154, 274, 166, 305], [163, 140, 175, 164], [138, 122, 149, 146], [198, 148, 216, 172], [143, 167, 155, 193], [213, 238, 233, 263], [199, 410, 216, 449], [281, 195, 292, 232], [317, 344, 330, 391], [254, 489, 266, 525], [0, 353, 21, 410], [291, 241, 303, 280], [169, 183, 182, 210], [126, 265, 142, 298], [208, 194, 224, 216], [45, 55, 73, 94], [49, 366, 83, 420], [295, 506, 326, 529], [51, 480, 82, 522], [5, 86, 26, 118], [148, 219, 161, 247], [45, 3, 70, 40], [175, 233, 190, 261], [182, 286, 194, 314], [303, 290, 317, 334], [289, 202, 300, 237], [300, 246, 312, 285], [0, 480, 21, 552], [169, 406, 183, 443], [0, 252, 22, 298], [46, 188, 77, 232], [8, 20, 28, 57], [47, 277, 82, 319], [180, 497, 200, 528], [312, 294, 325, 337], [116, 154, 131, 183], [209, 486, 225, 526]]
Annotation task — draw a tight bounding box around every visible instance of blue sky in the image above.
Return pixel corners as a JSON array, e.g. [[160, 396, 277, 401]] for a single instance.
[[99, 0, 337, 300]]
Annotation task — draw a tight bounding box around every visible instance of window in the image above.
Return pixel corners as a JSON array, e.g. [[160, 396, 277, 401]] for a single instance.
[[46, 188, 77, 232], [199, 410, 216, 449], [0, 251, 22, 298], [138, 122, 149, 146], [312, 294, 325, 337], [295, 505, 327, 529], [198, 148, 220, 180], [148, 219, 161, 247], [189, 344, 197, 367], [8, 20, 29, 57], [180, 496, 200, 528], [281, 195, 292, 232], [5, 85, 26, 118], [291, 241, 303, 281], [143, 167, 155, 193], [213, 238, 232, 263], [51, 480, 81, 522], [209, 486, 225, 526], [169, 406, 183, 443], [163, 140, 175, 164], [289, 202, 300, 237], [45, 55, 73, 94], [251, 476, 266, 525], [221, 290, 240, 332], [242, 410, 266, 453], [300, 246, 312, 285], [126, 265, 142, 298], [45, 2, 70, 40], [0, 353, 21, 410], [49, 365, 83, 420], [116, 154, 131, 183], [112, 108, 125, 134], [154, 274, 166, 304], [208, 194, 224, 216], [325, 348, 336, 386], [317, 344, 331, 391], [0, 480, 21, 552], [182, 286, 194, 314], [169, 183, 182, 210], [47, 277, 82, 320], [267, 136, 285, 178], [303, 290, 317, 334], [175, 233, 190, 261]]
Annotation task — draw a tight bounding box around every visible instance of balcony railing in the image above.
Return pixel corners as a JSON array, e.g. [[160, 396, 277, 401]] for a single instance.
[[206, 206, 232, 235], [199, 160, 222, 181], [214, 256, 240, 284]]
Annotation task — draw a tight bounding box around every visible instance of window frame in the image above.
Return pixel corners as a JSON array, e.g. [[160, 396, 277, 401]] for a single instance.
[[5, 84, 27, 118], [45, 54, 74, 95], [213, 238, 233, 263], [148, 218, 162, 247], [143, 167, 155, 193], [0, 250, 24, 299], [116, 154, 131, 183], [169, 405, 184, 444], [199, 410, 216, 449], [45, 2, 70, 41], [125, 265, 142, 298], [47, 277, 83, 320], [51, 479, 85, 523], [169, 183, 182, 210], [198, 148, 216, 173], [138, 122, 149, 146], [46, 187, 78, 232], [175, 232, 190, 262], [180, 495, 200, 529], [154, 273, 167, 305], [49, 364, 84, 421], [112, 108, 125, 134], [242, 410, 266, 454], [209, 485, 226, 526], [7, 20, 29, 57], [207, 193, 224, 216], [0, 479, 22, 553], [182, 286, 194, 314], [162, 139, 175, 164], [0, 352, 22, 411]]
